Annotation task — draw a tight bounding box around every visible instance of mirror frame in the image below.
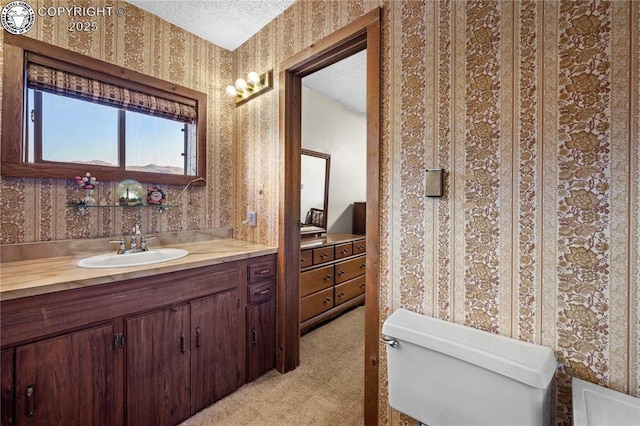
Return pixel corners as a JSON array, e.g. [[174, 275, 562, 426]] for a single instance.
[[300, 148, 330, 232]]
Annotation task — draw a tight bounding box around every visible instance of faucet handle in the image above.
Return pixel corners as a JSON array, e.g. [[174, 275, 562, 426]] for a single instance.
[[109, 238, 126, 254], [140, 235, 155, 251]]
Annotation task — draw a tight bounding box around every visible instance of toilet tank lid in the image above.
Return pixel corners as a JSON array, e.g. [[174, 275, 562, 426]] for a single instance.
[[382, 309, 557, 389]]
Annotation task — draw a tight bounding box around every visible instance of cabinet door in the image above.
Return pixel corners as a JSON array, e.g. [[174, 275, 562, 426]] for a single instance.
[[191, 290, 240, 414], [246, 299, 276, 382], [1, 349, 14, 426], [126, 304, 191, 426], [14, 323, 118, 426]]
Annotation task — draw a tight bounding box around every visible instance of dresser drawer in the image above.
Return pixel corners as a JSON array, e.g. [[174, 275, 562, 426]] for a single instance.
[[248, 281, 275, 305], [300, 249, 313, 268], [334, 242, 353, 260], [335, 275, 366, 306], [248, 257, 276, 283], [300, 288, 333, 322], [334, 255, 366, 284], [300, 264, 334, 297], [313, 246, 334, 265], [353, 239, 366, 255]]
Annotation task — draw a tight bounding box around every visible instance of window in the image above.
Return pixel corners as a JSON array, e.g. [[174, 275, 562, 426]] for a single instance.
[[1, 34, 206, 186]]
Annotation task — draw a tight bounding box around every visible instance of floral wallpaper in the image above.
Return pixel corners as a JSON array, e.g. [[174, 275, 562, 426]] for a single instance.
[[1, 1, 639, 425], [0, 0, 234, 242], [235, 1, 639, 424]]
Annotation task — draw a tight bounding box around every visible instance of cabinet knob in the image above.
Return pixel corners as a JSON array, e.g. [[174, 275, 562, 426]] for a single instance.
[[337, 292, 345, 299], [340, 249, 348, 255], [321, 252, 328, 259], [26, 385, 35, 417], [360, 263, 366, 269], [195, 327, 201, 348], [323, 297, 331, 305], [323, 274, 332, 282], [337, 270, 345, 277], [180, 332, 186, 354]]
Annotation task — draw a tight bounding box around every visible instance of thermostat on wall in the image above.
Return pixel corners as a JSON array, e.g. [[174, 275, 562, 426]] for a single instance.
[[425, 169, 444, 197]]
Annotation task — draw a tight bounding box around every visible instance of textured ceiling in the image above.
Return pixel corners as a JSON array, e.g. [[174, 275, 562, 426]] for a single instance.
[[126, 0, 296, 51], [302, 50, 367, 116], [126, 0, 366, 114]]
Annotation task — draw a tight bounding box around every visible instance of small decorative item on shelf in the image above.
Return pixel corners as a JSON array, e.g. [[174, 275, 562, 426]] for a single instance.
[[116, 179, 145, 207], [147, 186, 166, 205], [75, 172, 98, 206]]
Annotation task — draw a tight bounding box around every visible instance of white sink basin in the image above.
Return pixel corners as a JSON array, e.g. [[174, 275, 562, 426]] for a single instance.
[[572, 377, 640, 426], [77, 248, 189, 269]]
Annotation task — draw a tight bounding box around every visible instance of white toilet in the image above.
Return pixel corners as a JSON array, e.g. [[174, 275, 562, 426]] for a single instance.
[[382, 308, 557, 426]]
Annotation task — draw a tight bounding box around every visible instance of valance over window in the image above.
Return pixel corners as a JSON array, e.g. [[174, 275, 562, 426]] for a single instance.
[[26, 61, 197, 124]]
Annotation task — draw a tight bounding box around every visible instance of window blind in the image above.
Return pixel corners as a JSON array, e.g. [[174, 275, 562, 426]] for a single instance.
[[26, 62, 197, 124]]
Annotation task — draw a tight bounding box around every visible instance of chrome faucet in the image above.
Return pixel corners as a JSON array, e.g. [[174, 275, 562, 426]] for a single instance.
[[131, 225, 140, 251], [109, 225, 155, 254]]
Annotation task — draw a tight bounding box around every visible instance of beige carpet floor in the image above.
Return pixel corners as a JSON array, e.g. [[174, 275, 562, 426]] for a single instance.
[[181, 306, 365, 426]]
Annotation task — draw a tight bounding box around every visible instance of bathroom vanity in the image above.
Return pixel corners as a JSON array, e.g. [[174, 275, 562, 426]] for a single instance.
[[0, 239, 276, 426], [300, 234, 366, 334]]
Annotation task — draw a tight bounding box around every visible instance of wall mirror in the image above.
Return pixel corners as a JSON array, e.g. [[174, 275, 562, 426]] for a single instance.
[[300, 149, 330, 236]]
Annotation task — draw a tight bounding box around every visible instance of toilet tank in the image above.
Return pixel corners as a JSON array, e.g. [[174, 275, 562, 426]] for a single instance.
[[382, 308, 557, 426]]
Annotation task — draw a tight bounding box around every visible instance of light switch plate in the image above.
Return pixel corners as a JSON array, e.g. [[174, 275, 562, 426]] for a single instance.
[[425, 169, 444, 197]]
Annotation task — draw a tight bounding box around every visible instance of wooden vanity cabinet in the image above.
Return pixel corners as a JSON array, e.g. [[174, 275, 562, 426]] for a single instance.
[[0, 254, 276, 426], [14, 322, 121, 426], [300, 234, 365, 334], [1, 349, 13, 426], [125, 304, 192, 426], [245, 256, 276, 382]]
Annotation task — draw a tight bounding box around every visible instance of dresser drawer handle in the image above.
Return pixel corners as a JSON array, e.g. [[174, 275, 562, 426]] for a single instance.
[[323, 297, 331, 305], [360, 283, 365, 290], [337, 291, 345, 299], [323, 274, 332, 282], [337, 270, 345, 277], [255, 288, 271, 296], [359, 263, 366, 269], [321, 252, 328, 259], [358, 244, 364, 251], [256, 268, 272, 275], [340, 249, 348, 255]]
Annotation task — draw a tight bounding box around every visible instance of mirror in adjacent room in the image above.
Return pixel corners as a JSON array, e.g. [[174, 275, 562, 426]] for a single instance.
[[300, 149, 330, 236]]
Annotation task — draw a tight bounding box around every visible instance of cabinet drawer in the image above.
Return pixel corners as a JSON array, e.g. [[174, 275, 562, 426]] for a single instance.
[[313, 246, 334, 265], [334, 255, 366, 284], [300, 265, 333, 297], [335, 275, 366, 306], [353, 239, 366, 255], [248, 281, 275, 305], [334, 242, 353, 259], [300, 288, 333, 322], [300, 249, 313, 268], [248, 258, 276, 283]]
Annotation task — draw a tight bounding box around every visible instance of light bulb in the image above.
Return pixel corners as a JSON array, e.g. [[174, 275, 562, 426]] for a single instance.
[[247, 71, 260, 86], [225, 85, 237, 98], [235, 78, 247, 91]]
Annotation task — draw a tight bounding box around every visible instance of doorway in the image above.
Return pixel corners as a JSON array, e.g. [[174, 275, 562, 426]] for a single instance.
[[276, 8, 381, 425]]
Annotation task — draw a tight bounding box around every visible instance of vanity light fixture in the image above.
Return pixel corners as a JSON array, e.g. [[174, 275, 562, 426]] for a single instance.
[[225, 70, 273, 106]]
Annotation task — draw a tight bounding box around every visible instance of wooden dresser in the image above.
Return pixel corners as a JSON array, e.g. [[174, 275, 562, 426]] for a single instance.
[[300, 234, 366, 334]]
